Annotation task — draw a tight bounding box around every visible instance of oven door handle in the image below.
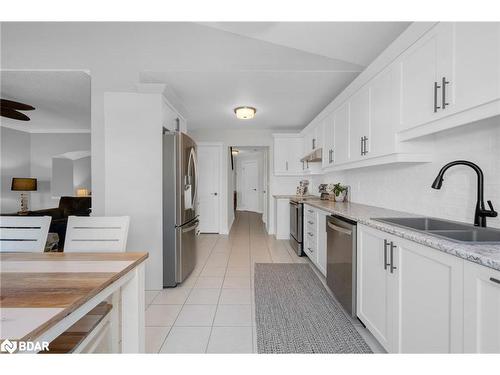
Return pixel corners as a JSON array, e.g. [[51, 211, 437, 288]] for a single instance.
[[327, 221, 352, 236]]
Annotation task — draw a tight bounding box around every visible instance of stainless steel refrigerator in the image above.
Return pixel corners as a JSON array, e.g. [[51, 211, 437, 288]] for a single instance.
[[163, 130, 199, 287]]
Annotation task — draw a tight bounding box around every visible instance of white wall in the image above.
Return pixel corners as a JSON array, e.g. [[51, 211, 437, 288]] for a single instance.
[[0, 127, 31, 213], [30, 133, 91, 210], [320, 117, 500, 228], [0, 128, 91, 212], [189, 128, 299, 235], [104, 92, 163, 290]]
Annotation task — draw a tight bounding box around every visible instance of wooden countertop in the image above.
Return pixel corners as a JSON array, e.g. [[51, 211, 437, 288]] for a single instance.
[[0, 252, 148, 342]]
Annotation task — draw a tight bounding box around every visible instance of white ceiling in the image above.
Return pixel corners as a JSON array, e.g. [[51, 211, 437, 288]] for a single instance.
[[0, 22, 410, 131], [141, 70, 359, 129], [140, 22, 409, 130], [199, 22, 410, 66], [0, 70, 91, 133]]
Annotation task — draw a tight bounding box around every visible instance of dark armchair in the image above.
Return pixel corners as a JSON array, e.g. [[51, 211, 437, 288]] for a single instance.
[[30, 196, 91, 250]]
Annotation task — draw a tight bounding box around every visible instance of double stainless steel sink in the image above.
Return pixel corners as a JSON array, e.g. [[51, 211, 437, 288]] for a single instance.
[[372, 217, 500, 244]]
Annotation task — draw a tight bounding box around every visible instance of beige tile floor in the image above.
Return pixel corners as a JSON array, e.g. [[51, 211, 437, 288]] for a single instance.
[[145, 211, 384, 354]]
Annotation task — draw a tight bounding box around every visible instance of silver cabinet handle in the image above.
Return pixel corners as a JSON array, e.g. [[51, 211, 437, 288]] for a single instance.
[[360, 137, 364, 156], [308, 220, 314, 225], [286, 161, 288, 170], [442, 77, 450, 109], [308, 232, 314, 237], [390, 241, 397, 273], [434, 81, 441, 112], [327, 221, 352, 236], [363, 136, 368, 155], [490, 277, 500, 285], [383, 239, 390, 270], [213, 192, 218, 196]]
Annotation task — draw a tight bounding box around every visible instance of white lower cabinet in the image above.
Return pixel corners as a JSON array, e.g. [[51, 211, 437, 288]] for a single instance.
[[275, 198, 290, 240], [357, 224, 465, 353], [393, 238, 464, 353], [464, 262, 500, 353], [356, 225, 395, 351], [303, 204, 327, 276]]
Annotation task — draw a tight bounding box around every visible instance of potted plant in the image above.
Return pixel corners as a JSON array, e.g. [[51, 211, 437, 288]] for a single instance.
[[328, 183, 348, 202]]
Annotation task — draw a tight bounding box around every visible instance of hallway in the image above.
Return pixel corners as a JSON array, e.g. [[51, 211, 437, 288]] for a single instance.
[[144, 211, 381, 353]]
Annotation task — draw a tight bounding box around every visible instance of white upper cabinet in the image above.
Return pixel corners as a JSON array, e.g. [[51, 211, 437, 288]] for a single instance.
[[400, 23, 454, 131], [399, 22, 500, 139], [333, 103, 350, 164], [322, 113, 335, 168], [348, 87, 371, 162], [452, 22, 500, 114], [369, 63, 401, 157], [273, 134, 303, 176], [464, 262, 500, 353], [303, 122, 322, 154], [305, 22, 499, 170]]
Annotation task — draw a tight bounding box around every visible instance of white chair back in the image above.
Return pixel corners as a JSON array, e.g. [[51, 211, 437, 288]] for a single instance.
[[0, 216, 51, 252], [64, 216, 130, 252]]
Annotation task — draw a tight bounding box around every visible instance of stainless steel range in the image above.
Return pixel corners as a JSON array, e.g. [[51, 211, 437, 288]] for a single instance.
[[289, 199, 304, 256]]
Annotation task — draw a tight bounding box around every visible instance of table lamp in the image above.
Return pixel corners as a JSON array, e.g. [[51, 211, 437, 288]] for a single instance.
[[11, 177, 37, 215]]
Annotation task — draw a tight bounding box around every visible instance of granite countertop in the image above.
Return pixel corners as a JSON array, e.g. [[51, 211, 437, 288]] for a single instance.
[[273, 194, 320, 200], [299, 200, 500, 272]]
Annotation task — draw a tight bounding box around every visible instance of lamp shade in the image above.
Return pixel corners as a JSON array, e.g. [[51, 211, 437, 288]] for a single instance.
[[11, 178, 37, 191]]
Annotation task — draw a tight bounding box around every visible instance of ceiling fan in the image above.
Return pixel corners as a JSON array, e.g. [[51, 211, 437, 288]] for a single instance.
[[0, 99, 35, 121]]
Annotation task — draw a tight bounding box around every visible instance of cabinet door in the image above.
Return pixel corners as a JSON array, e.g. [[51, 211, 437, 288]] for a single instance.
[[393, 239, 464, 353], [453, 22, 500, 114], [370, 64, 400, 157], [349, 87, 370, 161], [333, 103, 350, 164], [303, 129, 315, 153], [464, 262, 500, 353], [322, 114, 335, 168], [287, 137, 304, 173], [273, 137, 289, 174], [357, 225, 393, 351], [400, 23, 453, 131], [313, 122, 322, 150]]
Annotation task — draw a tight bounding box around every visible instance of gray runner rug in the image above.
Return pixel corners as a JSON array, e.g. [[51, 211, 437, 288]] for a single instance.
[[254, 263, 372, 354]]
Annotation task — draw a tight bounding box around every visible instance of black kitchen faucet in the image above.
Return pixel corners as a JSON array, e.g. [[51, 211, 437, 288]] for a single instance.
[[431, 160, 498, 227]]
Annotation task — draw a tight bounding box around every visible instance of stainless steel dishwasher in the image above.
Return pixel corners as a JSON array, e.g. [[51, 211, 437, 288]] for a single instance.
[[326, 215, 357, 317]]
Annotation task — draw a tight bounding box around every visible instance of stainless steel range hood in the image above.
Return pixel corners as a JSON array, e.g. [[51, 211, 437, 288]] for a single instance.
[[300, 148, 322, 162]]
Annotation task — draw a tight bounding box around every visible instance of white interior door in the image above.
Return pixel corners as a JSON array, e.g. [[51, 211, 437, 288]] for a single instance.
[[197, 145, 220, 233], [242, 160, 259, 213]]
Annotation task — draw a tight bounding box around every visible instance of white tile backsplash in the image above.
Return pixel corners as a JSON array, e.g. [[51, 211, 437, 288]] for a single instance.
[[321, 116, 500, 228]]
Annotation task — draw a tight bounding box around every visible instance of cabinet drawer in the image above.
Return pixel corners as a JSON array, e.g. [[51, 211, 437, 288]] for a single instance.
[[305, 216, 316, 226], [304, 242, 316, 257]]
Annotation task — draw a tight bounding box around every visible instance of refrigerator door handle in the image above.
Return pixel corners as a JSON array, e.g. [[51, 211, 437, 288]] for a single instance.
[[182, 219, 199, 233], [186, 147, 198, 210]]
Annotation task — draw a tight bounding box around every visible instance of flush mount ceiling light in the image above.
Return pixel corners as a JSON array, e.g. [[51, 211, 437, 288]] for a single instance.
[[234, 106, 256, 120]]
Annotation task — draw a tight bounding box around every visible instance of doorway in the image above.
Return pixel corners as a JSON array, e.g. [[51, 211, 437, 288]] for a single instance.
[[233, 147, 269, 228]]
